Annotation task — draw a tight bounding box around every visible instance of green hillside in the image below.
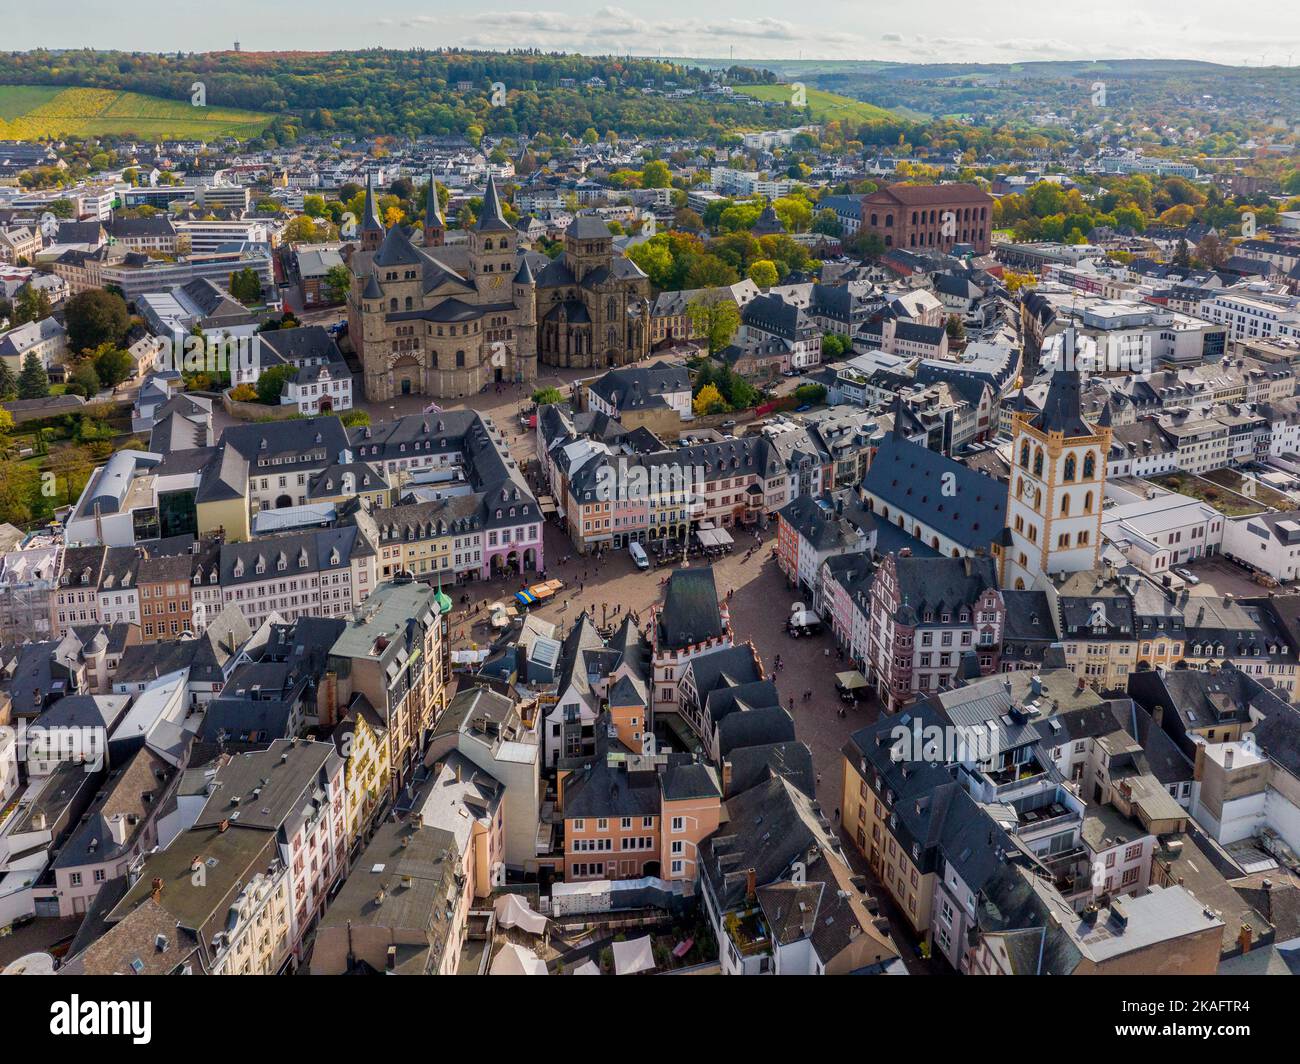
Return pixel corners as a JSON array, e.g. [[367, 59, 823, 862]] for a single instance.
[[737, 83, 896, 124], [0, 85, 272, 140]]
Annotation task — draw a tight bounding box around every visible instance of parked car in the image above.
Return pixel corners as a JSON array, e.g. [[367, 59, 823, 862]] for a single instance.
[[1174, 567, 1200, 585], [629, 541, 650, 570]]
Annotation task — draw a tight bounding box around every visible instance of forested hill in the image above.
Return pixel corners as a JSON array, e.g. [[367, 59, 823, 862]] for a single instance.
[[0, 49, 813, 143]]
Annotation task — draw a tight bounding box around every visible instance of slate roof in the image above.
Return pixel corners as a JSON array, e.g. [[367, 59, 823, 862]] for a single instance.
[[721, 740, 815, 799], [862, 432, 1006, 551], [53, 747, 174, 870], [587, 363, 689, 412], [700, 774, 838, 912], [192, 737, 340, 834], [657, 567, 725, 651], [717, 704, 796, 757], [475, 176, 513, 233], [1029, 363, 1095, 438]]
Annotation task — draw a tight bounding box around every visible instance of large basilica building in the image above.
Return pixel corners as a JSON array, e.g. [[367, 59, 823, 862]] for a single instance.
[[347, 175, 652, 402]]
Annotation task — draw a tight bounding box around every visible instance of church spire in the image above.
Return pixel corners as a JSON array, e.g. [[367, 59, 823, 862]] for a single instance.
[[476, 174, 512, 232], [423, 170, 445, 247], [360, 173, 384, 252], [1030, 331, 1091, 437]]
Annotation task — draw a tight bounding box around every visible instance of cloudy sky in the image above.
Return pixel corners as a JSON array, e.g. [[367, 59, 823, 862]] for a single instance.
[[9, 0, 1300, 65]]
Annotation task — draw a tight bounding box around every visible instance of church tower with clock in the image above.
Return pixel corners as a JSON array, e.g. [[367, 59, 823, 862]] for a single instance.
[[469, 178, 518, 300]]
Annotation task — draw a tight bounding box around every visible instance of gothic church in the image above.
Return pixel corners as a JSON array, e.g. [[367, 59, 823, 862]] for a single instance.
[[347, 175, 652, 402]]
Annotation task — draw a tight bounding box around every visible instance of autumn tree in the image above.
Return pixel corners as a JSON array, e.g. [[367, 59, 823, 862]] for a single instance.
[[693, 382, 728, 416], [748, 259, 779, 288], [687, 295, 741, 356]]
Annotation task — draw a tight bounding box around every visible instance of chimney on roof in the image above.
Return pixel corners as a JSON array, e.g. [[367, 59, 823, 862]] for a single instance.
[[150, 877, 164, 902], [1152, 705, 1164, 728], [745, 868, 756, 899], [1239, 922, 1253, 954], [218, 818, 229, 833], [1224, 747, 1235, 770], [454, 761, 462, 783]]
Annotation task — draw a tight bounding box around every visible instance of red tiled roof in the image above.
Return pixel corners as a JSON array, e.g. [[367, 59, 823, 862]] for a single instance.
[[864, 183, 992, 206]]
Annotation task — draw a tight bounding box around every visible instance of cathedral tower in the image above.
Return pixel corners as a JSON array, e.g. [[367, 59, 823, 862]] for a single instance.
[[469, 176, 515, 302], [359, 173, 384, 253]]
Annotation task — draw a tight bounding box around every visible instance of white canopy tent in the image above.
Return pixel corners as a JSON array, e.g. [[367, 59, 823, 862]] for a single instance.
[[490, 942, 547, 976], [572, 959, 601, 976], [494, 892, 548, 936], [612, 935, 656, 975]]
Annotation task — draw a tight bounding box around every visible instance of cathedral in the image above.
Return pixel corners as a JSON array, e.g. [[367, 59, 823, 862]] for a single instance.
[[347, 174, 652, 402]]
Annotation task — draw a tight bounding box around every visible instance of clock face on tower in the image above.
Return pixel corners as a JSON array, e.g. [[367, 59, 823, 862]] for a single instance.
[[490, 274, 503, 289]]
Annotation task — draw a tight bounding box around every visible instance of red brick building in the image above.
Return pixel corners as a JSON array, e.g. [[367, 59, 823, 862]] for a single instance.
[[860, 183, 993, 255]]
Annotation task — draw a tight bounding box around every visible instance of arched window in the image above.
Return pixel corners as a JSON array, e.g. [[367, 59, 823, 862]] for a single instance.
[[1084, 491, 1094, 513], [1061, 495, 1071, 516], [1083, 452, 1096, 479], [484, 238, 493, 250], [1063, 455, 1076, 482], [1033, 449, 1044, 477], [389, 298, 398, 312], [1020, 441, 1031, 468], [1015, 478, 1024, 499]]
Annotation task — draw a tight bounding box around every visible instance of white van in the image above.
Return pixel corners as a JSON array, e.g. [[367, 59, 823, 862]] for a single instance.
[[629, 541, 650, 570]]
